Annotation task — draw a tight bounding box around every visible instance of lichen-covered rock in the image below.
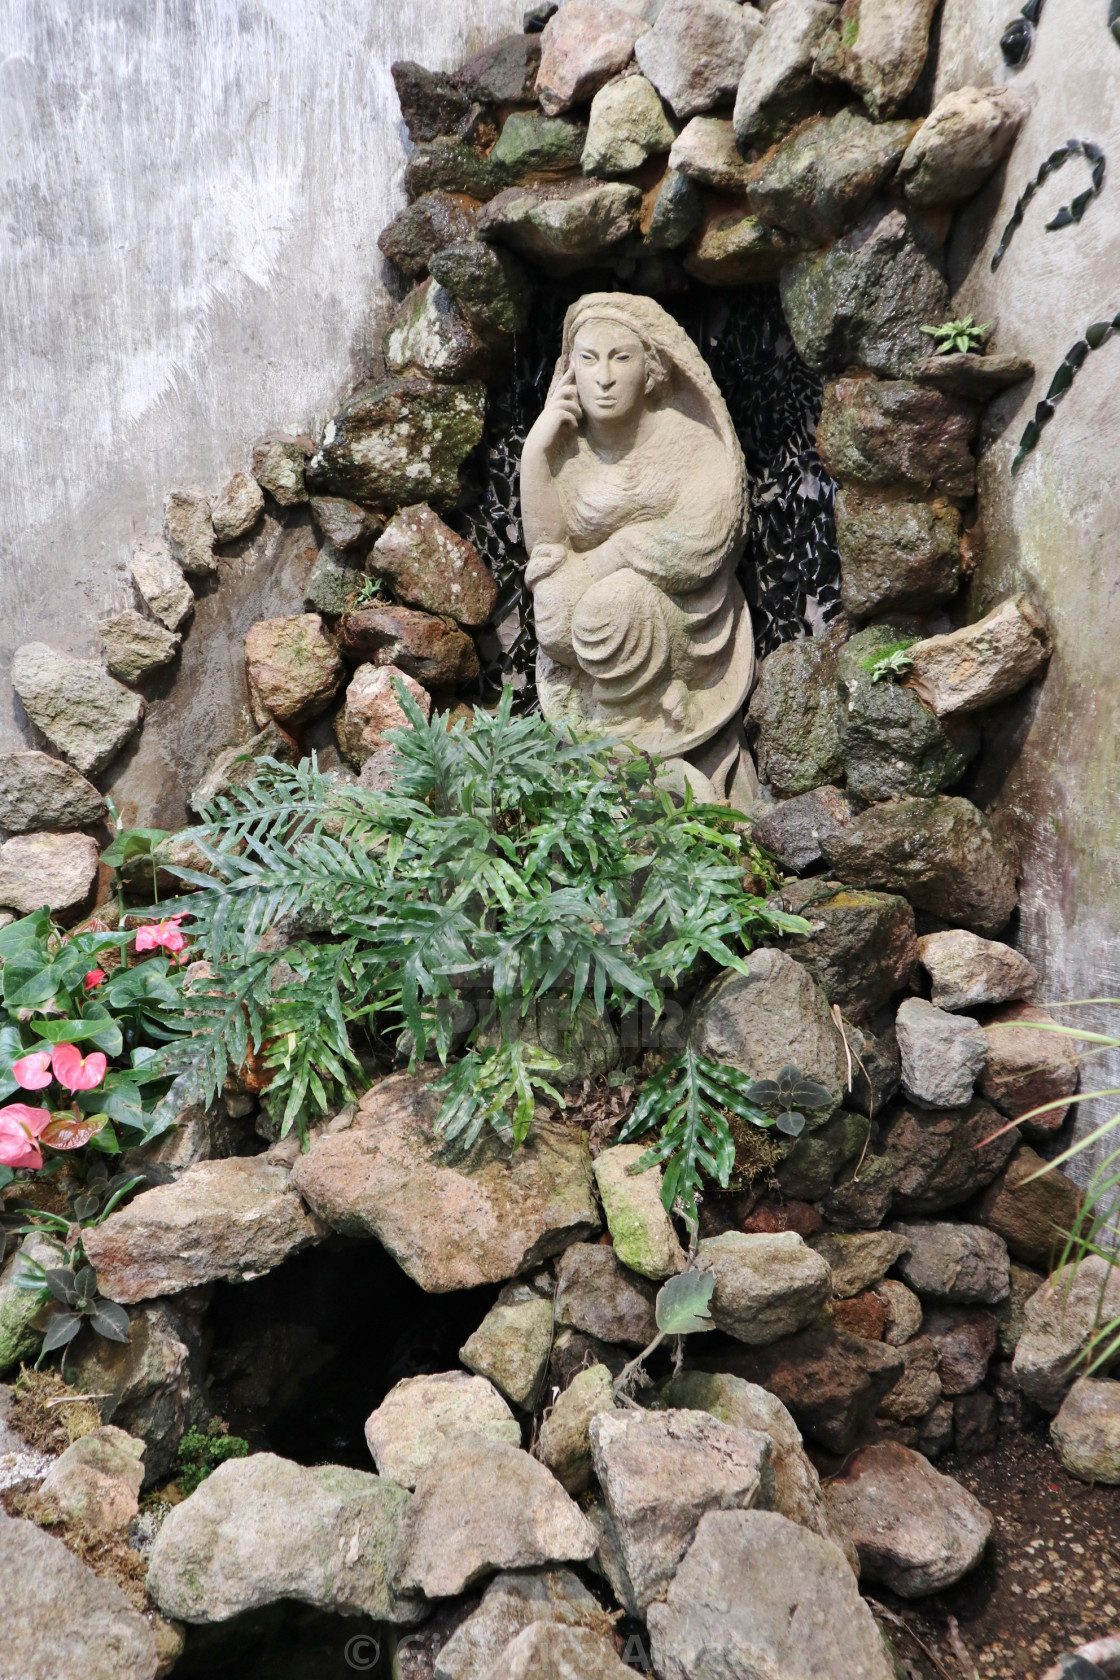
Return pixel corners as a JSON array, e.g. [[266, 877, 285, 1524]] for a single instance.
[[38, 1426, 145, 1534], [0, 830, 99, 918], [715, 1325, 905, 1452], [364, 1372, 521, 1489], [820, 1151, 896, 1230], [372, 505, 498, 628], [814, 0, 940, 120], [836, 490, 962, 618], [459, 31, 543, 105], [538, 1364, 615, 1495], [751, 785, 858, 874], [733, 0, 838, 147], [304, 546, 361, 616], [0, 1231, 63, 1376], [683, 204, 804, 281], [690, 947, 849, 1120], [837, 624, 978, 803], [668, 114, 753, 193], [749, 107, 915, 244], [428, 242, 532, 337], [820, 795, 1018, 937], [810, 1229, 909, 1298], [918, 929, 1038, 1013], [589, 1408, 771, 1610], [906, 595, 1052, 718], [782, 879, 917, 1024], [130, 538, 195, 631], [592, 1145, 685, 1280], [899, 85, 1029, 208], [978, 1147, 1084, 1271], [823, 1441, 992, 1597], [891, 1220, 1010, 1305], [781, 206, 949, 380], [335, 664, 430, 766], [66, 1301, 200, 1485], [535, 0, 648, 115], [83, 1157, 323, 1303], [0, 751, 105, 833], [459, 1285, 554, 1408], [477, 180, 642, 267], [977, 1001, 1080, 1131], [555, 1242, 657, 1348], [913, 350, 1034, 402], [385, 279, 496, 386], [817, 376, 978, 501], [636, 0, 762, 121], [163, 489, 215, 577], [147, 1453, 414, 1622], [746, 632, 843, 796], [582, 74, 676, 177], [291, 1072, 599, 1291], [251, 434, 310, 506], [12, 644, 144, 777], [475, 997, 619, 1085], [491, 111, 587, 179], [1051, 1379, 1120, 1484], [307, 376, 486, 512], [378, 192, 480, 282], [391, 1436, 596, 1599], [210, 470, 265, 542], [699, 1231, 832, 1344], [881, 1097, 1017, 1215], [243, 613, 344, 727], [774, 1105, 866, 1201], [339, 602, 480, 689], [100, 609, 180, 684], [389, 59, 470, 145], [1013, 1257, 1120, 1410], [895, 997, 989, 1110], [435, 1567, 614, 1680], [404, 139, 507, 204]]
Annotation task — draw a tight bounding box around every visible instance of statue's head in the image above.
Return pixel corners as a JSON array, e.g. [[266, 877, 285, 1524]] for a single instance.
[[568, 311, 671, 427]]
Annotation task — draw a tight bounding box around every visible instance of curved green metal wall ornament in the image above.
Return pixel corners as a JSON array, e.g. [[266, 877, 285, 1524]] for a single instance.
[[991, 141, 1106, 271], [1001, 0, 1044, 66], [1011, 314, 1120, 474]]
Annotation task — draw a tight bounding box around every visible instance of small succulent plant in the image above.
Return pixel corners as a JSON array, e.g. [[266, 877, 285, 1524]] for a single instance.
[[920, 315, 993, 356]]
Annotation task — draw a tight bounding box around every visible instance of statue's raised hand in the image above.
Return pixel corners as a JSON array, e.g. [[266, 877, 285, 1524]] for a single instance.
[[524, 367, 582, 455]]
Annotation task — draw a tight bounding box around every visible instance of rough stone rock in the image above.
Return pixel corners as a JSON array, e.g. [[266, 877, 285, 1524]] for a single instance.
[[877, 1334, 942, 1423], [0, 1232, 61, 1375], [922, 1305, 996, 1394], [251, 434, 310, 506], [899, 85, 1029, 208], [699, 1230, 832, 1344], [746, 632, 843, 796], [649, 1508, 896, 1679], [434, 1567, 613, 1680], [690, 947, 849, 1119], [364, 1372, 521, 1489], [378, 192, 481, 283], [874, 1277, 924, 1345], [386, 280, 495, 384], [390, 60, 470, 145], [683, 204, 802, 280], [372, 505, 498, 629], [475, 997, 619, 1085], [12, 644, 144, 778], [309, 496, 383, 551], [781, 205, 949, 380], [750, 108, 915, 245], [912, 350, 1035, 402], [100, 609, 180, 685], [881, 1097, 1017, 1215], [733, 0, 838, 147], [896, 997, 989, 1110], [581, 74, 675, 177], [307, 376, 486, 513], [814, 0, 939, 120], [480, 1623, 634, 1680], [477, 179, 641, 267], [782, 878, 917, 1024], [750, 785, 858, 873], [978, 1148, 1084, 1272], [836, 489, 962, 619], [538, 1364, 615, 1495], [1051, 1379, 1120, 1484], [0, 750, 105, 833], [210, 469, 265, 542], [837, 624, 979, 804], [243, 613, 343, 729], [833, 1289, 888, 1341], [554, 1242, 657, 1348], [2, 1508, 159, 1680], [995, 1262, 1044, 1359], [816, 376, 978, 502], [592, 1145, 684, 1280], [336, 664, 431, 766], [535, 0, 648, 114], [636, 0, 763, 120], [38, 1426, 144, 1533], [491, 111, 587, 179], [66, 1301, 200, 1485], [1013, 1257, 1120, 1410], [404, 139, 507, 204], [84, 1157, 322, 1303], [953, 1388, 997, 1457], [130, 538, 194, 633], [916, 1396, 955, 1456], [820, 1152, 896, 1230], [978, 1001, 1080, 1131], [668, 114, 753, 192], [460, 1287, 554, 1408], [820, 795, 1019, 938], [292, 1073, 599, 1291], [163, 489, 215, 577], [907, 595, 1052, 719], [304, 545, 361, 616], [739, 1199, 824, 1239], [189, 720, 297, 810], [392, 1435, 595, 1599], [775, 1106, 865, 1200], [147, 1453, 413, 1622], [716, 1325, 905, 1452], [548, 1326, 627, 1391], [589, 1407, 771, 1610], [844, 1011, 903, 1118], [0, 830, 99, 918], [459, 32, 543, 104], [340, 603, 480, 689], [918, 929, 1038, 1014], [428, 242, 532, 337], [811, 1229, 909, 1298], [824, 1441, 992, 1596], [891, 1221, 1010, 1306]]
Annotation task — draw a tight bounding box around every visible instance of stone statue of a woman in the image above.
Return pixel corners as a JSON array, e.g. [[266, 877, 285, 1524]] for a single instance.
[[520, 291, 754, 766]]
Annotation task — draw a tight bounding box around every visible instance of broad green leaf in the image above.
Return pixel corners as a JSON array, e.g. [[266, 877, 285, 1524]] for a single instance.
[[30, 1017, 124, 1056], [656, 1269, 715, 1335]]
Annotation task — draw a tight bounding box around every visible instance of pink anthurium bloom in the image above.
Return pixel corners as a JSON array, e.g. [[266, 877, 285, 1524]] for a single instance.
[[0, 1104, 53, 1170], [50, 1042, 107, 1093], [11, 1050, 53, 1090], [135, 916, 186, 954], [84, 968, 106, 991]]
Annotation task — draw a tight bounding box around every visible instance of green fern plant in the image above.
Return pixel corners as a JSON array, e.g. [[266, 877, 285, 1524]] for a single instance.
[[919, 314, 993, 356]]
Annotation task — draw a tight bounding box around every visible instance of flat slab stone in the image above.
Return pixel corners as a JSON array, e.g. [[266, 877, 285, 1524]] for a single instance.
[[912, 352, 1034, 401], [917, 929, 1038, 1012], [11, 644, 144, 778], [0, 751, 106, 832], [364, 1372, 521, 1489]]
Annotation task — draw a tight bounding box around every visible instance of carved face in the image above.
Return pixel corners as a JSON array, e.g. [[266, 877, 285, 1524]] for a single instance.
[[570, 321, 647, 424]]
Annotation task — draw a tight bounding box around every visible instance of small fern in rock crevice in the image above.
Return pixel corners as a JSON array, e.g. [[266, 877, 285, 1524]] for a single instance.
[[147, 690, 809, 1146]]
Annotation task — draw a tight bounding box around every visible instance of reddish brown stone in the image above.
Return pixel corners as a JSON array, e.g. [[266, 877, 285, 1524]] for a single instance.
[[338, 603, 480, 689], [833, 1291, 887, 1342], [372, 505, 498, 628], [740, 1199, 823, 1240], [953, 1390, 997, 1457], [978, 1002, 1080, 1133], [816, 377, 978, 503], [335, 664, 431, 767], [881, 1098, 1017, 1216], [243, 614, 344, 727], [707, 1327, 904, 1454], [978, 1146, 1084, 1271], [923, 1306, 997, 1395]]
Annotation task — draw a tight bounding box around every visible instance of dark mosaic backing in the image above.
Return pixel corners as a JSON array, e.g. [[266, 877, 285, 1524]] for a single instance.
[[449, 279, 841, 707]]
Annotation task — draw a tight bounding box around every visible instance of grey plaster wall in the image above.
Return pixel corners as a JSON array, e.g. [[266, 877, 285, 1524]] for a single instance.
[[0, 0, 523, 821]]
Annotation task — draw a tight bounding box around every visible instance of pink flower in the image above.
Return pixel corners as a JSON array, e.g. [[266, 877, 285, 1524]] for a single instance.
[[11, 1050, 53, 1090], [50, 1042, 107, 1093], [0, 1104, 53, 1171], [84, 968, 106, 991], [135, 916, 186, 954]]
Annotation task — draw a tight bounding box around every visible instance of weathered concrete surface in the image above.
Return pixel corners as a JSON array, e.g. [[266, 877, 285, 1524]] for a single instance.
[[0, 0, 523, 828]]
